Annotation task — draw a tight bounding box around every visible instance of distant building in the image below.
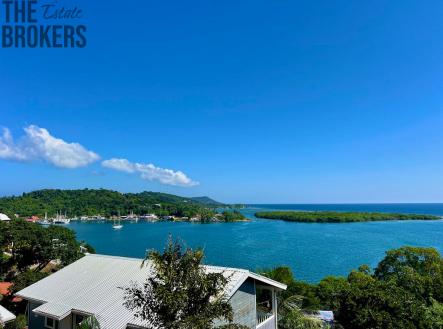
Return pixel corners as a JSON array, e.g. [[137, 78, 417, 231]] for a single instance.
[[26, 215, 40, 223], [0, 213, 11, 221], [0, 282, 22, 302], [16, 254, 286, 329]]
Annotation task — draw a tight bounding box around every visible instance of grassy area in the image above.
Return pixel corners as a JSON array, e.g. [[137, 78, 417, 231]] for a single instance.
[[254, 211, 441, 223]]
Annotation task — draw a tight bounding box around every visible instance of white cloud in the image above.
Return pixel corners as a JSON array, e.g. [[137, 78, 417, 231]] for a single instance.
[[102, 158, 199, 187], [0, 128, 28, 161], [101, 158, 135, 173], [0, 125, 100, 168]]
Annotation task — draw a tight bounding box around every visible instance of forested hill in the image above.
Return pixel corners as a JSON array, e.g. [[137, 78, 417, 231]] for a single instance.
[[0, 189, 224, 218], [189, 196, 224, 205]]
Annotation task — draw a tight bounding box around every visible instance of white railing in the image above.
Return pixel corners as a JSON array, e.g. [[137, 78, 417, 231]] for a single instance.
[[256, 313, 275, 329]]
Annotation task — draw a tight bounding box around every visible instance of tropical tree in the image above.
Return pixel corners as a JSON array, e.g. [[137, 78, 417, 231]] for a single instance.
[[78, 316, 101, 329], [375, 246, 443, 302], [260, 267, 322, 329], [278, 295, 323, 329], [122, 237, 247, 329]]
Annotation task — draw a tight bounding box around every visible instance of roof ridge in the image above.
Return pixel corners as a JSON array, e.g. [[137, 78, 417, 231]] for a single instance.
[[84, 254, 286, 289], [87, 254, 252, 273], [204, 264, 249, 273], [86, 254, 145, 262]]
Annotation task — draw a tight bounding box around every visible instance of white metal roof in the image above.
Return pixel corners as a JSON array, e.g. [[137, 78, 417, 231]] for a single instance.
[[0, 304, 16, 323], [16, 254, 286, 329], [0, 213, 10, 221]]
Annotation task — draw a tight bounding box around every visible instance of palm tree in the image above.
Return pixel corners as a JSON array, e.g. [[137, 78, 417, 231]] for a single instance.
[[278, 295, 324, 329]]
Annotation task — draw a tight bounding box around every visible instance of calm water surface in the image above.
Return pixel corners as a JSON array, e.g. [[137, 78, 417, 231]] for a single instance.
[[69, 204, 443, 283]]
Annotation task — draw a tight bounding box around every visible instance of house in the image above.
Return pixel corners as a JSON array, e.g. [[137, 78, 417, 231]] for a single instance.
[[0, 305, 16, 324], [15, 254, 286, 329], [26, 216, 40, 223], [0, 282, 22, 303], [0, 213, 11, 221]]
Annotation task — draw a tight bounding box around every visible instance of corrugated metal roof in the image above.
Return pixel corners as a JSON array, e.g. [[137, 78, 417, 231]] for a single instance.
[[0, 304, 16, 323], [16, 254, 286, 329]]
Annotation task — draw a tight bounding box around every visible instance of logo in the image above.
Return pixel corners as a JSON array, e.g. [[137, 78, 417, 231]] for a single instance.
[[1, 0, 87, 48]]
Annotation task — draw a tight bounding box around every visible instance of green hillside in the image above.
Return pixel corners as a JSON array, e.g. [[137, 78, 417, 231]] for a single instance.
[[0, 189, 223, 218]]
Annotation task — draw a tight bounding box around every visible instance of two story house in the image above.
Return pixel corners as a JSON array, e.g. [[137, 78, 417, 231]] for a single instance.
[[16, 254, 286, 329]]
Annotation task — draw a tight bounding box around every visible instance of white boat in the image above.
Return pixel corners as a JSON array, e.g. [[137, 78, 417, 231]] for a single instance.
[[53, 211, 71, 224], [112, 217, 123, 230], [54, 218, 71, 224], [38, 212, 52, 225]]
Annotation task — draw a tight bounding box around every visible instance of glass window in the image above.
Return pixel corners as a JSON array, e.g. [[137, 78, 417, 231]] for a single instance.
[[73, 314, 85, 329], [45, 317, 58, 329], [256, 286, 273, 313]]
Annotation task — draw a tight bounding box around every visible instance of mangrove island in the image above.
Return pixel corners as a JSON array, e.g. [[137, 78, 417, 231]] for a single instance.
[[254, 211, 441, 223]]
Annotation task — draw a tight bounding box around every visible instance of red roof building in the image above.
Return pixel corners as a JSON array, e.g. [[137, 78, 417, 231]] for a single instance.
[[0, 282, 22, 302]]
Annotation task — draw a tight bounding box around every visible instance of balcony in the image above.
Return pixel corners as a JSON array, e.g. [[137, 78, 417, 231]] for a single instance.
[[256, 285, 277, 329], [256, 311, 275, 329]]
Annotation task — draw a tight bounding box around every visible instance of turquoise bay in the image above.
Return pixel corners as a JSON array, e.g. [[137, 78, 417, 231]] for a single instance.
[[69, 204, 443, 283]]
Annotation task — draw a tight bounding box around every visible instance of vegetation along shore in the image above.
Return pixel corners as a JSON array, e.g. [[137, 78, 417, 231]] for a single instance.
[[0, 189, 247, 223], [255, 211, 441, 223]]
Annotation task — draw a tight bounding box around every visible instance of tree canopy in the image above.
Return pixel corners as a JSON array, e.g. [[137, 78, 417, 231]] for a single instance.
[[0, 189, 223, 219], [262, 246, 443, 329], [0, 219, 87, 276], [122, 237, 248, 329], [255, 211, 439, 223]]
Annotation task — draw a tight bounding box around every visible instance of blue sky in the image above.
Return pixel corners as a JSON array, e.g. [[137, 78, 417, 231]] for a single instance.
[[1, 0, 443, 203]]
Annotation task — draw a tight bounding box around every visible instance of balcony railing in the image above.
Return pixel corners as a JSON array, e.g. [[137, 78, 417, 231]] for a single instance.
[[256, 311, 275, 329]]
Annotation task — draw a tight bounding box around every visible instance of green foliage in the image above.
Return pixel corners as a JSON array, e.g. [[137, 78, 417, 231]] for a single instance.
[[320, 247, 443, 328], [255, 211, 439, 223], [190, 197, 224, 206], [13, 315, 27, 329], [261, 266, 320, 310], [0, 219, 83, 272], [264, 246, 443, 329], [0, 189, 221, 219], [220, 210, 246, 222], [10, 270, 48, 295], [422, 298, 443, 329], [122, 237, 242, 329], [275, 294, 322, 329], [259, 266, 295, 286], [374, 246, 443, 301], [197, 208, 217, 222], [78, 316, 101, 329], [81, 242, 96, 254]]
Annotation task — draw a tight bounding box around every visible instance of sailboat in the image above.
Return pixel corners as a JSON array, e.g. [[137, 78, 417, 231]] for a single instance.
[[38, 212, 51, 226], [112, 216, 123, 230], [54, 211, 71, 224]]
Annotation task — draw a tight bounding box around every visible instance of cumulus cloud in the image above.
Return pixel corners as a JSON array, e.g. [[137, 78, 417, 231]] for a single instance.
[[0, 128, 28, 161], [102, 158, 199, 187], [0, 125, 100, 168]]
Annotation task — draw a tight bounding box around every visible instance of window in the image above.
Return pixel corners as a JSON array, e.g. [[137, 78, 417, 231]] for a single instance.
[[73, 314, 85, 329], [256, 286, 273, 313], [45, 317, 59, 329], [256, 285, 274, 324]]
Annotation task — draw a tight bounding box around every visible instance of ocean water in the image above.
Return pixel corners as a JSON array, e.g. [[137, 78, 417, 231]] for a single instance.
[[69, 204, 443, 283]]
